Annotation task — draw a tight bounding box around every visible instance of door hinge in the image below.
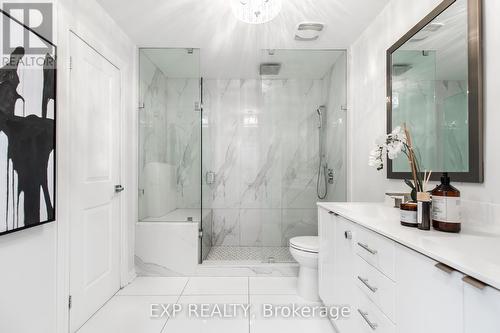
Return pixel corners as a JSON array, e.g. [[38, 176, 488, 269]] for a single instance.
[[198, 229, 203, 238], [194, 101, 202, 112], [69, 56, 73, 70], [68, 295, 72, 310]]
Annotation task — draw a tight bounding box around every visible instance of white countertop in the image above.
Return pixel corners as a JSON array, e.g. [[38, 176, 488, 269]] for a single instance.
[[318, 202, 500, 290]]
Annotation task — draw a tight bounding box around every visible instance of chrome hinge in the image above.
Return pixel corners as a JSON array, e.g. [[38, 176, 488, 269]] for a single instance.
[[198, 230, 203, 238], [68, 295, 72, 310], [194, 101, 202, 112]]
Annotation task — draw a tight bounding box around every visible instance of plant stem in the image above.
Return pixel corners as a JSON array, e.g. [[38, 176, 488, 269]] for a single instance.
[[403, 123, 422, 193]]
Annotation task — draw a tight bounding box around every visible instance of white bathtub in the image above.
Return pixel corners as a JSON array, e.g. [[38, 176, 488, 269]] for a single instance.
[[135, 208, 212, 276]]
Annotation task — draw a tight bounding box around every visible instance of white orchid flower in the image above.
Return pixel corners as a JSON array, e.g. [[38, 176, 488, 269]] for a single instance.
[[387, 140, 403, 159], [368, 147, 383, 169]]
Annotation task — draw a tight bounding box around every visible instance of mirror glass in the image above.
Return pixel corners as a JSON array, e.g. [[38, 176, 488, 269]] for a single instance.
[[389, 0, 469, 174]]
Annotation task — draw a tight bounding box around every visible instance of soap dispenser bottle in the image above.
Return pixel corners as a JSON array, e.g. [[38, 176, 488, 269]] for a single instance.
[[431, 173, 461, 233]]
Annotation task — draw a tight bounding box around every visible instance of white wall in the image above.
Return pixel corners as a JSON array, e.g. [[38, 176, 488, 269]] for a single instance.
[[0, 0, 137, 332], [349, 0, 500, 227]]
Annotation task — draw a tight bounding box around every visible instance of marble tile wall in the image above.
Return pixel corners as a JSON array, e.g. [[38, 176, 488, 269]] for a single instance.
[[203, 65, 347, 246], [139, 54, 201, 220]]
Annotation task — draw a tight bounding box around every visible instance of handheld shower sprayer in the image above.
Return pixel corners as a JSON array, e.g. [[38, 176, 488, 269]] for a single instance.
[[316, 106, 328, 200], [317, 106, 325, 129]]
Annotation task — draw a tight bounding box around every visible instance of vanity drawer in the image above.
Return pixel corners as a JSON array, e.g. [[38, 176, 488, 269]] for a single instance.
[[355, 287, 395, 333], [355, 255, 396, 322], [355, 226, 396, 280]]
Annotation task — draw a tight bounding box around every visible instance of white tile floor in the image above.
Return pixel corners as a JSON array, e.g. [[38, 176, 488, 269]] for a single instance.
[[78, 277, 335, 333]]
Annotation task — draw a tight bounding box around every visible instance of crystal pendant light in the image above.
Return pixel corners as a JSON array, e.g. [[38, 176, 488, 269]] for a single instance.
[[231, 0, 282, 24]]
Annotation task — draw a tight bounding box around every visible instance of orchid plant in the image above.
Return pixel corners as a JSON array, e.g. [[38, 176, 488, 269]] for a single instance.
[[369, 124, 424, 199]]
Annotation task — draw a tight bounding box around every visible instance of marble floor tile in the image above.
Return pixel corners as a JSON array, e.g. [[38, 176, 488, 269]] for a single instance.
[[78, 295, 177, 333], [162, 295, 249, 333], [249, 277, 298, 295], [117, 277, 188, 296], [183, 277, 249, 295], [79, 277, 334, 333], [249, 295, 334, 333]]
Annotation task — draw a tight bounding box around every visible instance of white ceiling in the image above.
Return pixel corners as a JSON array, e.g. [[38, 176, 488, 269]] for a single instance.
[[97, 0, 389, 78]]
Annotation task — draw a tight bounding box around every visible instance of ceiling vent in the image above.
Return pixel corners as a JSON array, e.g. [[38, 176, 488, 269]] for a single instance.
[[295, 22, 325, 41]]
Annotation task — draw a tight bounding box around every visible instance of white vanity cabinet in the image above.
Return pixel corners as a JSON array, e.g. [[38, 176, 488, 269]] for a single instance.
[[317, 204, 500, 333], [395, 244, 464, 333], [332, 215, 359, 332], [463, 280, 500, 332], [318, 209, 358, 332], [318, 208, 336, 305]]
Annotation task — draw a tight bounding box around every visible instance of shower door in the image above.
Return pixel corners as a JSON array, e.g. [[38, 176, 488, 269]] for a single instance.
[[138, 48, 206, 262], [200, 49, 348, 263]]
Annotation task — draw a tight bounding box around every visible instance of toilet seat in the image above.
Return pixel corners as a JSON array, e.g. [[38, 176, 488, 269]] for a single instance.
[[290, 236, 319, 253]]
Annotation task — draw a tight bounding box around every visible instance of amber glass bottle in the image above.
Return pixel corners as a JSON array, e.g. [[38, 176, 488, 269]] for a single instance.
[[431, 173, 461, 233]]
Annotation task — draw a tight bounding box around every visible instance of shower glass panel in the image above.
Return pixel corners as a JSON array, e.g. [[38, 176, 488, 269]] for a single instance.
[[201, 49, 347, 263], [138, 49, 207, 261]]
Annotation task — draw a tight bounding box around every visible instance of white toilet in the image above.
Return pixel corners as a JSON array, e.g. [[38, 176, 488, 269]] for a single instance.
[[289, 236, 320, 301]]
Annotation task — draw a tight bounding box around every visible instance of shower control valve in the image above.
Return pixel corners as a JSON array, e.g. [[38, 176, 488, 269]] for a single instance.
[[328, 169, 335, 184]]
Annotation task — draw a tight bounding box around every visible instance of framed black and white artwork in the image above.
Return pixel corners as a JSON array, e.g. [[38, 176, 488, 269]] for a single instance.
[[0, 9, 56, 236]]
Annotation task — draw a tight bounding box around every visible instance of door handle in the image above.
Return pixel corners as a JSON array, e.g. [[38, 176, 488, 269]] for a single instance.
[[358, 309, 378, 330], [358, 276, 378, 293], [115, 185, 125, 193], [463, 276, 487, 290], [357, 242, 378, 255], [435, 262, 455, 274]]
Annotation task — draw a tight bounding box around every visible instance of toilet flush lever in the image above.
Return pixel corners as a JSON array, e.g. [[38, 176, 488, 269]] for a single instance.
[[115, 185, 125, 193]]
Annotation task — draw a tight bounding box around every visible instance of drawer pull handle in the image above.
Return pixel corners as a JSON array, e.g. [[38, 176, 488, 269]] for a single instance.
[[358, 276, 378, 293], [357, 242, 378, 255], [358, 309, 378, 330], [328, 211, 339, 216], [435, 263, 455, 274], [463, 276, 487, 290]]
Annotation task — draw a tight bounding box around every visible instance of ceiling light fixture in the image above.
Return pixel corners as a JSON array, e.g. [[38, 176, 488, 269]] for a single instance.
[[232, 0, 282, 24]]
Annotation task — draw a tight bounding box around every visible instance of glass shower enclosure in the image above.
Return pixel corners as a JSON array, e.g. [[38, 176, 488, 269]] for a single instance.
[[138, 48, 209, 264], [201, 49, 348, 263], [138, 48, 347, 265]]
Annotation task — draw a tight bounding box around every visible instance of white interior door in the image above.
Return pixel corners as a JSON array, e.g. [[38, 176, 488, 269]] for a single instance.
[[68, 33, 121, 332]]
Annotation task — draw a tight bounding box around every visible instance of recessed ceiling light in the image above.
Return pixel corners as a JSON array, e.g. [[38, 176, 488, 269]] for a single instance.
[[231, 0, 282, 25]]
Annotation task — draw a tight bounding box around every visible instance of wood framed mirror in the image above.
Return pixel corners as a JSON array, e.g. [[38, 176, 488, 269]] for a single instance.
[[386, 0, 483, 182]]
